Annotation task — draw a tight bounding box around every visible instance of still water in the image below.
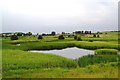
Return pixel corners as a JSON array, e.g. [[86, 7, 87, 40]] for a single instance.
[[30, 47, 94, 59]]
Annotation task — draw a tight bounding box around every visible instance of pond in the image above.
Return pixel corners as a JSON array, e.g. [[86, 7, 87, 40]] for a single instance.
[[29, 47, 94, 59]]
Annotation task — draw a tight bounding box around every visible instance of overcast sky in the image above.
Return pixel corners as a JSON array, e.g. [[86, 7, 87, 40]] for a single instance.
[[1, 0, 119, 34]]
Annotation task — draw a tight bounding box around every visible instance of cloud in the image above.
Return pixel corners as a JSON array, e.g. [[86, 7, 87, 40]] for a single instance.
[[1, 0, 118, 33]]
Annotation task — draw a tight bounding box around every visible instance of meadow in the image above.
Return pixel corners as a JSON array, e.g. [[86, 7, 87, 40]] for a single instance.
[[1, 31, 120, 78]]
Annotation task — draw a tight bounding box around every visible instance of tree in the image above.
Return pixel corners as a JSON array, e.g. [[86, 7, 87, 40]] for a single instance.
[[10, 34, 18, 40], [51, 31, 56, 36], [38, 35, 43, 40], [96, 31, 100, 34], [42, 33, 46, 36], [37, 33, 39, 36], [62, 32, 65, 35], [26, 32, 32, 36], [17, 33, 24, 36], [58, 35, 64, 40]]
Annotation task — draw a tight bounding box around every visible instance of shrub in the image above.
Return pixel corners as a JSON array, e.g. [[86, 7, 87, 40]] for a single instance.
[[10, 35, 18, 40], [93, 34, 96, 37], [105, 32, 107, 34], [77, 37, 82, 41], [68, 35, 71, 37], [38, 35, 43, 40], [74, 35, 77, 40], [97, 35, 100, 38], [95, 49, 118, 55], [58, 35, 65, 40]]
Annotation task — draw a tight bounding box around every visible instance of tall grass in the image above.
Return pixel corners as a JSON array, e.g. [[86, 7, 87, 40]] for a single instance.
[[2, 49, 77, 72], [4, 40, 119, 51], [20, 42, 75, 51], [77, 55, 118, 67], [74, 41, 119, 50], [2, 32, 119, 78], [95, 49, 118, 55]]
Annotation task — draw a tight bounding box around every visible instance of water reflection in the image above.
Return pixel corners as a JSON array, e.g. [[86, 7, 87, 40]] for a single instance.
[[30, 47, 94, 59]]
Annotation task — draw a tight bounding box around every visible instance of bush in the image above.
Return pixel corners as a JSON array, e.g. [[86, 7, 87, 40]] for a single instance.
[[58, 35, 65, 40], [38, 35, 43, 40], [97, 35, 100, 38], [10, 35, 18, 40], [68, 35, 71, 37], [77, 37, 82, 41], [95, 49, 118, 55], [74, 35, 77, 40], [93, 34, 96, 37], [105, 33, 107, 34]]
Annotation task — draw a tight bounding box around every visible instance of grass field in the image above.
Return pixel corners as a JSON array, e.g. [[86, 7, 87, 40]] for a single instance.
[[1, 31, 119, 78]]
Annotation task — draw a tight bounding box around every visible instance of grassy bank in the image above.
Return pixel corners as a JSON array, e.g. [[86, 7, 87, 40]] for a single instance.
[[2, 49, 119, 78], [3, 62, 118, 78], [95, 49, 118, 55], [77, 55, 118, 67], [3, 40, 119, 51]]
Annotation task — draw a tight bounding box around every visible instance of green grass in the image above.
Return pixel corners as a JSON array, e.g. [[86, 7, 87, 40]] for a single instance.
[[2, 49, 77, 77], [3, 62, 118, 78], [75, 41, 119, 50], [95, 49, 118, 55], [77, 54, 118, 67], [3, 40, 119, 51], [2, 31, 119, 78]]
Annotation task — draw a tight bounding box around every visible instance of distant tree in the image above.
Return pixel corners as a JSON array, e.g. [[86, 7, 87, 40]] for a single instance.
[[38, 35, 43, 40], [58, 35, 64, 40], [37, 33, 39, 36], [85, 31, 88, 34], [74, 35, 77, 40], [62, 32, 65, 35], [51, 31, 56, 36], [89, 31, 91, 34], [17, 33, 23, 36], [93, 34, 96, 37], [26, 32, 32, 36], [42, 33, 46, 36], [10, 34, 18, 40], [75, 31, 82, 34], [97, 31, 100, 34], [81, 31, 84, 34]]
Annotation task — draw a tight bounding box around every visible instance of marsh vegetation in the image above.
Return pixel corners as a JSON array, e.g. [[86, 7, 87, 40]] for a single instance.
[[1, 31, 119, 78]]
